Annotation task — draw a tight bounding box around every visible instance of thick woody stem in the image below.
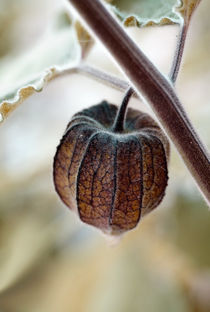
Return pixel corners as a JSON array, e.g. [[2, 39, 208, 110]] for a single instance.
[[68, 0, 210, 205]]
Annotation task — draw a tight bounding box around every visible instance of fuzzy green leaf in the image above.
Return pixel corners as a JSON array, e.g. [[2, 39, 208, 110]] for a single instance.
[[0, 9, 81, 124], [107, 0, 182, 27]]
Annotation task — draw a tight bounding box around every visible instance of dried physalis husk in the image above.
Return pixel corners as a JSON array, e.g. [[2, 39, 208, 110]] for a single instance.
[[53, 101, 169, 235]]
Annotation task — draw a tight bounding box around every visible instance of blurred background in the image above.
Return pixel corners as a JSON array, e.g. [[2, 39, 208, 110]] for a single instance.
[[0, 0, 210, 311]]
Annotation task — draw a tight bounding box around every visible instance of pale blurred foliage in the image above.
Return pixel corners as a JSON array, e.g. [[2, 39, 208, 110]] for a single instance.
[[0, 0, 210, 312]]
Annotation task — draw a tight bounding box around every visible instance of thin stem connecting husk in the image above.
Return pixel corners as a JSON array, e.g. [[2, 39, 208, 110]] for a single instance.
[[112, 87, 134, 132]]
